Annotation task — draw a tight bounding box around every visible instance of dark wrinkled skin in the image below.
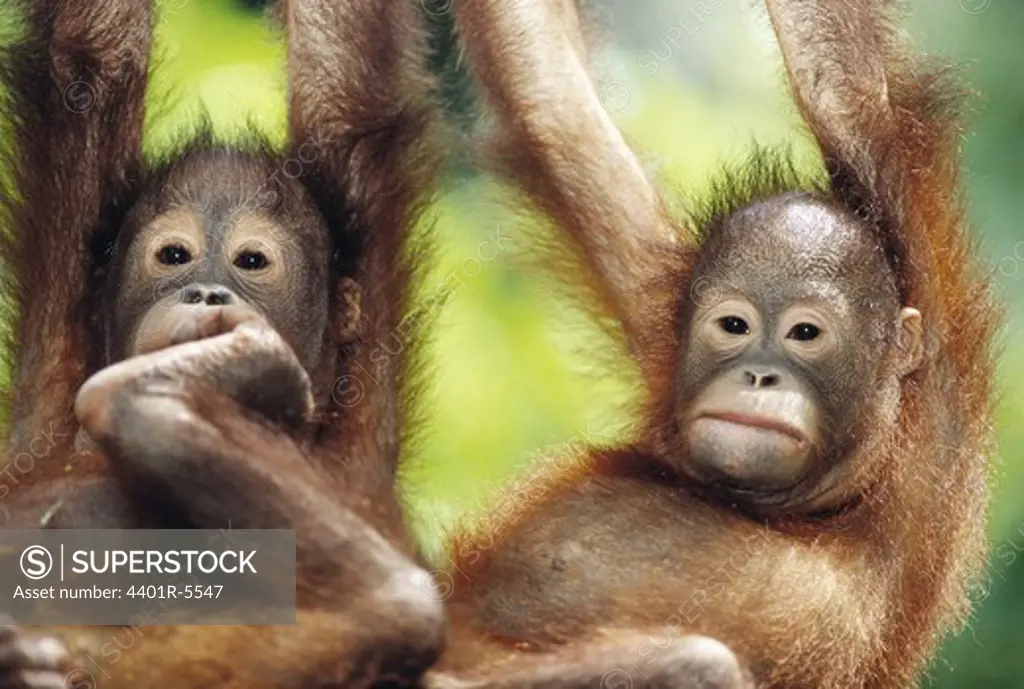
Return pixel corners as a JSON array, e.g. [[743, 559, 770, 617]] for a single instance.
[[103, 149, 332, 373], [674, 192, 904, 500]]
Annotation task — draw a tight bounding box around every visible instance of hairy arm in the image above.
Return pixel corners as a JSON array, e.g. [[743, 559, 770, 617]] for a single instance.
[[284, 0, 441, 492], [453, 0, 679, 375], [766, 0, 996, 674], [765, 0, 988, 321], [7, 322, 442, 689], [0, 0, 150, 460]]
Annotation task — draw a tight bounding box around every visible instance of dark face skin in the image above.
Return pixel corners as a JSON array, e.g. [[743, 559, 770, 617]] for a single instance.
[[103, 150, 333, 375], [676, 192, 923, 507]]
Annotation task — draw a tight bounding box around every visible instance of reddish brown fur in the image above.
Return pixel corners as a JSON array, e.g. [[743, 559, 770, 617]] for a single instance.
[[0, 0, 150, 482], [432, 1, 999, 688], [0, 0, 447, 687]]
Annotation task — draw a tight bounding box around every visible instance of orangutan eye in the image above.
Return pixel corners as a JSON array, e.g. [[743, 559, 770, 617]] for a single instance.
[[787, 323, 821, 341], [234, 250, 269, 271], [157, 244, 192, 266], [718, 316, 750, 336]]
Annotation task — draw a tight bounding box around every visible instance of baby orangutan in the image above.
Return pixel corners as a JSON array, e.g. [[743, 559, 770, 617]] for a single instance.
[[426, 1, 998, 688], [0, 0, 447, 687]]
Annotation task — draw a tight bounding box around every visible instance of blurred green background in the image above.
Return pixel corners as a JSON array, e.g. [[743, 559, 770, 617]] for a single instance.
[[39, 0, 1024, 685]]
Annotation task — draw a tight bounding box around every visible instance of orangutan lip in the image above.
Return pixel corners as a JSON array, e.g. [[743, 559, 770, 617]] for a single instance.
[[697, 412, 806, 443]]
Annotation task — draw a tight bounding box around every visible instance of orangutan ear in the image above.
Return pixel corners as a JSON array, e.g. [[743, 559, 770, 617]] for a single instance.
[[332, 277, 363, 345], [895, 307, 924, 377]]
